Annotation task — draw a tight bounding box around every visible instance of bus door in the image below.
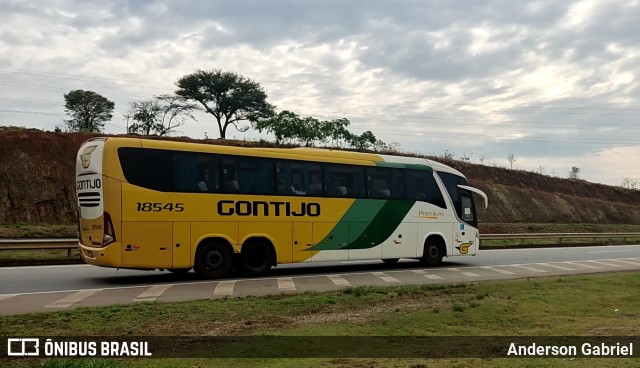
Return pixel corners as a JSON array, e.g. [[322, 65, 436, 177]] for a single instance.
[[121, 222, 173, 269], [452, 190, 478, 256]]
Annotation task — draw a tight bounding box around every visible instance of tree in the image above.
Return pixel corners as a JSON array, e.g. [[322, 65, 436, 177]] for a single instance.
[[622, 177, 638, 190], [322, 118, 352, 148], [442, 150, 455, 160], [175, 69, 275, 139], [126, 95, 197, 136], [506, 153, 516, 170], [63, 90, 114, 132], [254, 110, 302, 145], [350, 130, 378, 151], [298, 116, 328, 147], [568, 166, 580, 179]]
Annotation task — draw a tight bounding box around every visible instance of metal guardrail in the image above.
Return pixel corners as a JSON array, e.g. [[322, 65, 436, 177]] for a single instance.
[[0, 238, 79, 257], [479, 232, 640, 246], [1, 233, 639, 252]]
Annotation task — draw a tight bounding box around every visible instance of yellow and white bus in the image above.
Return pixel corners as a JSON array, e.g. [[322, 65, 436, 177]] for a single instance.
[[76, 137, 487, 279]]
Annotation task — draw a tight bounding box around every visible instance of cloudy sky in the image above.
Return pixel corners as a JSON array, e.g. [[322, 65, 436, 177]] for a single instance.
[[1, 0, 639, 186]]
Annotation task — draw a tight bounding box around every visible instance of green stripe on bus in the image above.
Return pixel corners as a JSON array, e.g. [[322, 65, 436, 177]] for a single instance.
[[342, 199, 415, 250], [309, 200, 385, 251], [309, 199, 415, 251]]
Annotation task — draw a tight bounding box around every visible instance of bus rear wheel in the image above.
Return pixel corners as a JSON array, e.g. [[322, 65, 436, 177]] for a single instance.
[[420, 239, 444, 267], [194, 241, 232, 279], [240, 241, 274, 276]]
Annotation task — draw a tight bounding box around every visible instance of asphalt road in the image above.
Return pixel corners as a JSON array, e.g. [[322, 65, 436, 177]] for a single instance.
[[0, 244, 638, 315]]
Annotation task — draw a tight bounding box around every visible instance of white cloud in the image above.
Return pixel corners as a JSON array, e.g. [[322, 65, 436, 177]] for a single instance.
[[0, 0, 639, 187]]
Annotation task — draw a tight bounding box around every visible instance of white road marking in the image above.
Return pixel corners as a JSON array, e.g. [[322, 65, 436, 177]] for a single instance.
[[372, 272, 401, 283], [541, 263, 574, 271], [277, 278, 297, 292], [566, 261, 600, 269], [586, 260, 622, 268], [413, 270, 445, 280], [512, 265, 548, 273], [0, 294, 16, 301], [45, 289, 101, 308], [461, 272, 480, 277], [447, 268, 461, 272], [327, 275, 351, 287], [610, 259, 640, 266], [481, 266, 515, 275], [213, 281, 236, 297], [134, 285, 172, 302], [424, 274, 444, 280]]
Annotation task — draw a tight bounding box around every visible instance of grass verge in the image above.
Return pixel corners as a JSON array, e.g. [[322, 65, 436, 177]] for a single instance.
[[1, 272, 639, 367]]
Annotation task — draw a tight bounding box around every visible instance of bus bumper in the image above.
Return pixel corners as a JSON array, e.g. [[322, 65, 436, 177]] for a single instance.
[[78, 242, 122, 268]]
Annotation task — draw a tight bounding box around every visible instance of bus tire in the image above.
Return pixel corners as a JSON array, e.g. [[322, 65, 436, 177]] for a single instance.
[[240, 240, 274, 276], [420, 238, 444, 267], [194, 241, 233, 279], [382, 258, 399, 264]]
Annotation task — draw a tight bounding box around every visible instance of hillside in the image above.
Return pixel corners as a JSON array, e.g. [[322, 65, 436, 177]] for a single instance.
[[1, 127, 639, 230]]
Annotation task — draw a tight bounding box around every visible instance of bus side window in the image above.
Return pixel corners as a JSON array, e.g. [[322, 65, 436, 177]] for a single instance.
[[406, 170, 446, 208], [367, 168, 404, 199], [276, 162, 291, 194], [308, 169, 323, 196], [196, 154, 218, 193], [325, 164, 365, 198], [221, 158, 239, 192]]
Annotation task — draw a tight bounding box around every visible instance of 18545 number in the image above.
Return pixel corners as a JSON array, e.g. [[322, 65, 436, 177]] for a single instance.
[[136, 202, 184, 212]]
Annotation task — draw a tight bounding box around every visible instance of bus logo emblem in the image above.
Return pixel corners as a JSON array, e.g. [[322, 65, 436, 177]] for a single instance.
[[80, 146, 97, 169], [456, 242, 472, 255]]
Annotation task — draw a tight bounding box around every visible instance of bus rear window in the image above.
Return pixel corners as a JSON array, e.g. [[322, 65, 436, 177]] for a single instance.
[[118, 147, 172, 191]]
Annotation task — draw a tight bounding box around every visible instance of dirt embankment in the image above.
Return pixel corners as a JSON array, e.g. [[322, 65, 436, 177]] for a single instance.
[[0, 128, 96, 224], [1, 127, 639, 227]]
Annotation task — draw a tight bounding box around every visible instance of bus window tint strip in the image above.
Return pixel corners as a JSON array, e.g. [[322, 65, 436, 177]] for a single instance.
[[117, 147, 452, 206]]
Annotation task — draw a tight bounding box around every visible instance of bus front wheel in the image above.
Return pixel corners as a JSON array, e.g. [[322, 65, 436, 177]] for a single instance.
[[420, 239, 444, 267], [239, 241, 274, 276], [194, 241, 233, 279]]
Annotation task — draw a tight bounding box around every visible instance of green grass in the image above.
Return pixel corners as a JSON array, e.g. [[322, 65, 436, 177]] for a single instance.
[[0, 248, 83, 268], [1, 272, 639, 367], [0, 224, 77, 238]]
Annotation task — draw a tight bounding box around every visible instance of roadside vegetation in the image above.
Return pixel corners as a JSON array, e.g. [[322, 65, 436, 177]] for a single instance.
[[2, 272, 638, 367]]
